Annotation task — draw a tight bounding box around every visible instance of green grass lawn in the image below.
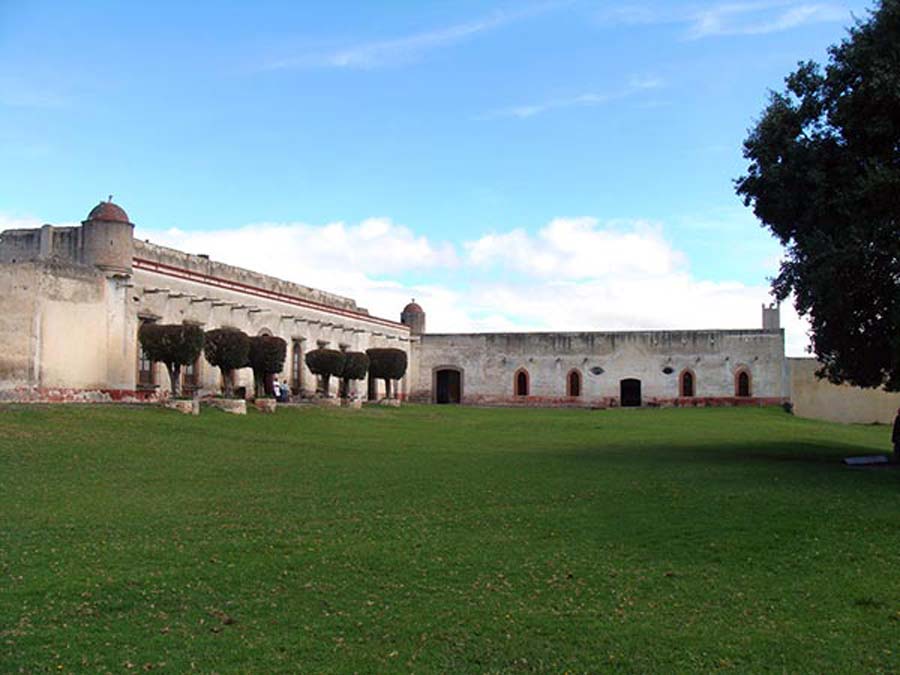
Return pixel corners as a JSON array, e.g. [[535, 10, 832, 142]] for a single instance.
[[1, 404, 898, 673]]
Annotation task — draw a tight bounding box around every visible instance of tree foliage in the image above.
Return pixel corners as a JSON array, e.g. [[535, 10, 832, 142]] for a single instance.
[[339, 351, 370, 399], [305, 348, 345, 396], [204, 328, 250, 398], [248, 335, 287, 397], [366, 348, 408, 399], [138, 323, 205, 399], [736, 0, 900, 390]]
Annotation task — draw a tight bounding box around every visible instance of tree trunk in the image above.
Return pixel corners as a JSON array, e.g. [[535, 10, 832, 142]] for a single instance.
[[384, 378, 392, 400], [167, 363, 181, 399], [322, 374, 331, 397], [223, 369, 234, 398]]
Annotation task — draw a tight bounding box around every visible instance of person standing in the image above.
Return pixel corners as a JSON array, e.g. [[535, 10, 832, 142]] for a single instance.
[[892, 408, 900, 463]]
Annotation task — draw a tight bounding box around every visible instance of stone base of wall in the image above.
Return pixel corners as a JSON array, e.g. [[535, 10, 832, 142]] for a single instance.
[[204, 398, 247, 415], [315, 397, 341, 407], [378, 398, 401, 407], [165, 399, 200, 415], [0, 387, 161, 404], [342, 398, 363, 409], [423, 395, 788, 409], [254, 398, 277, 413]]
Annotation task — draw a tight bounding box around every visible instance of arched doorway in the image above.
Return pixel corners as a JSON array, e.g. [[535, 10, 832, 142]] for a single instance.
[[620, 378, 641, 407], [567, 369, 582, 397], [736, 370, 751, 397], [514, 369, 530, 397], [435, 368, 462, 404]]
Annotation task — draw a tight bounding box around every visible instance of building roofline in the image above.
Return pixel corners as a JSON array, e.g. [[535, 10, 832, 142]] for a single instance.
[[133, 257, 409, 331], [422, 329, 783, 338]]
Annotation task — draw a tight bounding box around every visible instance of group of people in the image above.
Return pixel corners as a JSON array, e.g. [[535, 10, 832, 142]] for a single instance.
[[270, 377, 291, 403]]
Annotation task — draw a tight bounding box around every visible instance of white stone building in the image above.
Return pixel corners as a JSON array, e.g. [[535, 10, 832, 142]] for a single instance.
[[2, 199, 899, 422], [0, 200, 414, 402]]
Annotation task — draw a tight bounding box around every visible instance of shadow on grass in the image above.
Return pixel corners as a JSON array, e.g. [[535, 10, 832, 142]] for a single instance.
[[563, 439, 897, 471]]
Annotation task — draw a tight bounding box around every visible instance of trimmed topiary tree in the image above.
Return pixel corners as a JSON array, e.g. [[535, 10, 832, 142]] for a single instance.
[[247, 335, 287, 398], [366, 348, 408, 400], [138, 323, 205, 399], [305, 348, 345, 397], [339, 351, 370, 399], [204, 328, 250, 398]]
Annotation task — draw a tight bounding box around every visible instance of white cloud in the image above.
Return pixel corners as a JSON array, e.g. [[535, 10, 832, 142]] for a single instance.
[[138, 217, 457, 292], [3, 209, 808, 356], [483, 76, 663, 119], [466, 217, 683, 279], [0, 214, 44, 230], [686, 1, 847, 38], [264, 4, 559, 71], [596, 1, 848, 39]]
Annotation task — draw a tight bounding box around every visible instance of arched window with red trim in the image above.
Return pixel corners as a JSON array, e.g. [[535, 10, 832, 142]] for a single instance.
[[680, 369, 695, 397]]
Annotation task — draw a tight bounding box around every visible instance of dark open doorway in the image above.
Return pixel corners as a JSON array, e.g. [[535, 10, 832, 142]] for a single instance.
[[620, 378, 641, 407], [435, 369, 462, 404]]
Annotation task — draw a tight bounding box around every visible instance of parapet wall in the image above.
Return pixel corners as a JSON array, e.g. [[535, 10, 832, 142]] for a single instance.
[[133, 240, 362, 314], [789, 358, 900, 424]]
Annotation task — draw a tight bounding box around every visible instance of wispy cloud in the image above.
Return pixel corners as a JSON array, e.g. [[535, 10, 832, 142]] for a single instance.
[[687, 1, 847, 38], [264, 4, 561, 71], [482, 75, 663, 119], [597, 1, 848, 40]]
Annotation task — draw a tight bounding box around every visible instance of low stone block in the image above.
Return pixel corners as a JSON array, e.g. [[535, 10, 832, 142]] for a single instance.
[[342, 398, 363, 409], [205, 398, 247, 415], [255, 398, 277, 414], [165, 399, 200, 415]]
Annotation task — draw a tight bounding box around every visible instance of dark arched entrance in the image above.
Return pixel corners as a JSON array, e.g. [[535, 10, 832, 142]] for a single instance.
[[620, 378, 641, 407], [435, 369, 462, 404]]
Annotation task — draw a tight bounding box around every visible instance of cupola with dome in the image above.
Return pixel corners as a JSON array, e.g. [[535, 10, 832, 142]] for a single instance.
[[400, 299, 426, 335]]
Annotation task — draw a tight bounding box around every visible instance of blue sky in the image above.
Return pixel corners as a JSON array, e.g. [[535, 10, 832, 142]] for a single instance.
[[0, 0, 873, 352]]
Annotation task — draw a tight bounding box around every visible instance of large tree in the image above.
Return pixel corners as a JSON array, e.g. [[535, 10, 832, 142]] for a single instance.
[[339, 351, 370, 399], [304, 348, 345, 397], [204, 328, 250, 398], [138, 323, 205, 399], [366, 348, 408, 399], [247, 335, 287, 398], [736, 0, 900, 390]]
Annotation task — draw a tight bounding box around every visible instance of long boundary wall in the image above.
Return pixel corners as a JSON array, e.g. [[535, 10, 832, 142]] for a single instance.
[[789, 358, 900, 424]]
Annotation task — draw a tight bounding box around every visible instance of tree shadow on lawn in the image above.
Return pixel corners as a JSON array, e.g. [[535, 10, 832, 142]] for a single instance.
[[562, 439, 897, 473]]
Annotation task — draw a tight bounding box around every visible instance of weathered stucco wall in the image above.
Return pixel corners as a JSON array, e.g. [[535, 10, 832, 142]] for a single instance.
[[789, 358, 900, 424], [1, 218, 414, 402], [130, 264, 413, 399], [0, 261, 111, 393], [0, 263, 40, 387], [413, 330, 787, 407]]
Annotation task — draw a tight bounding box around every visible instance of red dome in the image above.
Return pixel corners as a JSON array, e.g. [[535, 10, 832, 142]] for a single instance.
[[402, 300, 424, 314], [87, 200, 130, 224]]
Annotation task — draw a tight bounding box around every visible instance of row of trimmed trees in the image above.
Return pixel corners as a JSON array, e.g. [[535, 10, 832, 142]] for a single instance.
[[138, 324, 408, 400], [305, 347, 408, 400]]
